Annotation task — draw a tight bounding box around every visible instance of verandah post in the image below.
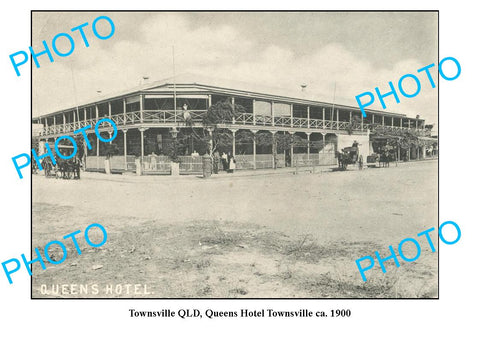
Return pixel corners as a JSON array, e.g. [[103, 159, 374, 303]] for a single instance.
[[123, 130, 128, 171], [336, 109, 339, 130], [231, 129, 237, 156], [271, 130, 276, 169], [252, 130, 257, 170], [289, 131, 294, 168], [140, 94, 144, 123], [307, 132, 311, 160]]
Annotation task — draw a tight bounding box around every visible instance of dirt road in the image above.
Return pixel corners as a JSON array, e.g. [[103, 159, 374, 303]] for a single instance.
[[32, 160, 438, 298]]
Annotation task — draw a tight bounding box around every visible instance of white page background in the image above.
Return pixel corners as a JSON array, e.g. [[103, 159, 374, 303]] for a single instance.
[[0, 1, 477, 338]]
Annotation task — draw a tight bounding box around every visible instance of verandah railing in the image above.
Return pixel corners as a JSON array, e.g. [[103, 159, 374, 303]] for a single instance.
[[39, 109, 425, 136]]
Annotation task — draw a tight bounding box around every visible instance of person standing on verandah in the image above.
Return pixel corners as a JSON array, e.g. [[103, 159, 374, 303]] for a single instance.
[[183, 103, 192, 126]]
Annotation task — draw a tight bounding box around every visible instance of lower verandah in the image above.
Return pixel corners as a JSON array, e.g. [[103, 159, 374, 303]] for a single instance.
[[81, 127, 339, 174]]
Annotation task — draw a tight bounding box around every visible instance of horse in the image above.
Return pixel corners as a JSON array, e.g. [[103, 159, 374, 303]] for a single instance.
[[71, 157, 81, 179], [56, 159, 74, 179], [41, 158, 54, 177], [336, 146, 359, 170], [56, 159, 66, 178], [379, 153, 391, 168], [335, 151, 349, 170]]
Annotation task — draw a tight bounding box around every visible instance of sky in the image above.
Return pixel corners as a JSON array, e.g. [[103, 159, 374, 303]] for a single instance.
[[31, 11, 438, 125]]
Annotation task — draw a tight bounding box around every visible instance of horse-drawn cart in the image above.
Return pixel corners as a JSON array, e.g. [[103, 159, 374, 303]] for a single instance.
[[335, 146, 358, 170], [40, 145, 81, 179]]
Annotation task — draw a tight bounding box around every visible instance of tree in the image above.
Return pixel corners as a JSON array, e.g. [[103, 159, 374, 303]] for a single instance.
[[200, 98, 247, 154], [202, 98, 246, 126], [346, 115, 362, 135], [162, 99, 247, 157], [370, 125, 427, 160], [253, 132, 309, 168], [176, 99, 312, 161]]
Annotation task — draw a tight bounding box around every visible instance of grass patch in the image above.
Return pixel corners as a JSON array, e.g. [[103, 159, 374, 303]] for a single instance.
[[32, 206, 437, 298]]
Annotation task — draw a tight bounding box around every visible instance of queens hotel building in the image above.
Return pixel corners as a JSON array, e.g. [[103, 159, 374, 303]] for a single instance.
[[32, 75, 435, 175]]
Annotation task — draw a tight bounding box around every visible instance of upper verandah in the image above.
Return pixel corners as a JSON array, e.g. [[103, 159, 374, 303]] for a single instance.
[[33, 72, 417, 121]]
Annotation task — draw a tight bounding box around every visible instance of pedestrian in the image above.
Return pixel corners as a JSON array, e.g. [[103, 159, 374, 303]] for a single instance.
[[221, 152, 228, 171], [358, 154, 363, 170], [149, 151, 157, 170], [227, 152, 236, 173]]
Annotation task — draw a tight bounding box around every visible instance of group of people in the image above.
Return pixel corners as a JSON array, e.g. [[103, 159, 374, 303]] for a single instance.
[[212, 151, 236, 174]]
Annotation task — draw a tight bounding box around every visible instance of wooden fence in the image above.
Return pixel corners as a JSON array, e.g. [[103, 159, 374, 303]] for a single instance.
[[234, 154, 286, 170], [85, 156, 105, 171], [178, 156, 203, 175], [293, 152, 337, 166], [85, 152, 336, 175]]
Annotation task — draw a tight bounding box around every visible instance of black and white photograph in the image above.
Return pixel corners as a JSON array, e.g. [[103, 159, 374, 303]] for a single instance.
[[4, 1, 480, 338], [30, 11, 439, 298]]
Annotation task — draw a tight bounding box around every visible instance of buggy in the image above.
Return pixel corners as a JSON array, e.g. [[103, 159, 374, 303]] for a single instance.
[[41, 145, 81, 179], [335, 146, 358, 170]]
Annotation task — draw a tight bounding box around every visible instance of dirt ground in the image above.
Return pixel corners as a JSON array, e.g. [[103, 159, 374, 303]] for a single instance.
[[32, 160, 438, 298]]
